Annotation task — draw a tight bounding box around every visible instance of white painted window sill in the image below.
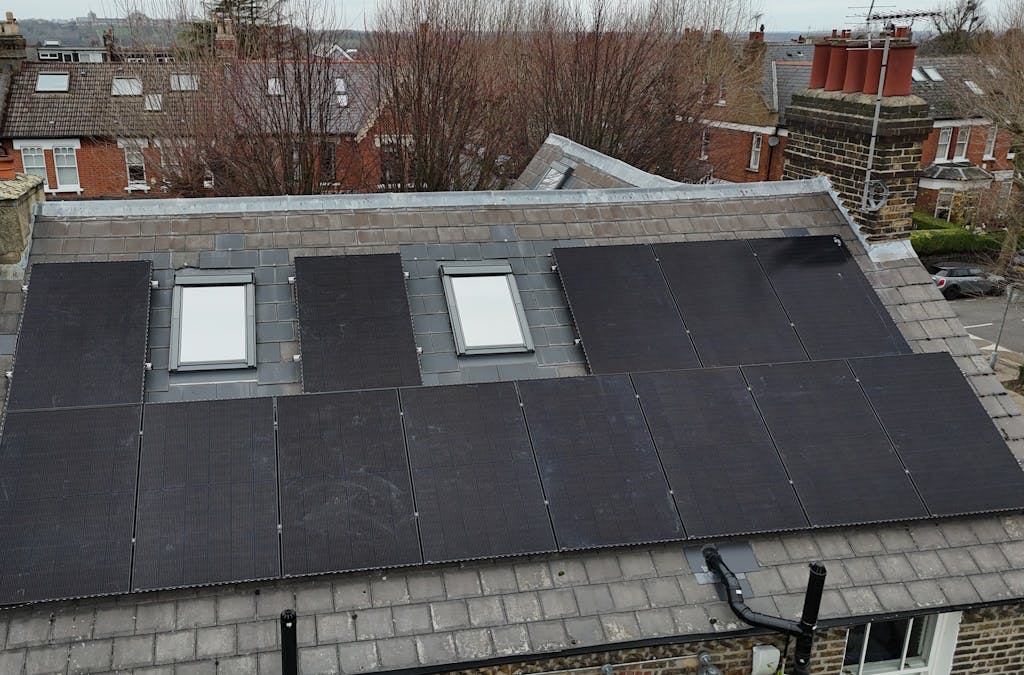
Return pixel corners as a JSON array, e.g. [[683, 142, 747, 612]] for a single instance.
[[44, 186, 83, 195], [125, 184, 151, 192]]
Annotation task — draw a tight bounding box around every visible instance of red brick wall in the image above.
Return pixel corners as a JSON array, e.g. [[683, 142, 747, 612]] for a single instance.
[[920, 124, 1014, 171], [706, 127, 782, 183]]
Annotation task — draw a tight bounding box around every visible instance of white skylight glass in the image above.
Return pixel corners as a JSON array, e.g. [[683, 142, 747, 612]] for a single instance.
[[537, 166, 570, 190], [111, 77, 143, 96], [144, 93, 163, 111], [178, 285, 247, 364], [450, 275, 526, 349], [35, 73, 70, 92], [268, 78, 284, 95], [964, 80, 984, 95], [170, 73, 198, 91], [911, 68, 926, 82], [923, 67, 943, 82]]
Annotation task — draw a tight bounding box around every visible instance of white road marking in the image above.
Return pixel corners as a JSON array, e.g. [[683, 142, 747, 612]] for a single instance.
[[964, 323, 994, 329]]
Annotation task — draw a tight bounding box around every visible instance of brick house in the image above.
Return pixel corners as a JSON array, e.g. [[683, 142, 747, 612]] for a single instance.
[[0, 58, 385, 199], [704, 33, 1017, 223], [0, 133, 1019, 674]]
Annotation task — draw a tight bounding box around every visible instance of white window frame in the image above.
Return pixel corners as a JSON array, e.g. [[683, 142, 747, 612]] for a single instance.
[[842, 612, 960, 675], [935, 191, 954, 221], [35, 72, 70, 92], [748, 133, 762, 171], [169, 270, 256, 371], [984, 126, 997, 160], [52, 147, 81, 192], [13, 139, 82, 193], [19, 147, 48, 188], [123, 145, 148, 191], [111, 77, 142, 96], [935, 128, 953, 163], [170, 73, 198, 91], [440, 261, 534, 356], [953, 127, 970, 160]]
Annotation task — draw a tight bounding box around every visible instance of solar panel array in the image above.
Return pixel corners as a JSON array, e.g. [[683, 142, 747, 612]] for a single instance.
[[294, 254, 421, 392], [2, 240, 1022, 606], [3, 351, 1022, 604], [555, 237, 911, 373]]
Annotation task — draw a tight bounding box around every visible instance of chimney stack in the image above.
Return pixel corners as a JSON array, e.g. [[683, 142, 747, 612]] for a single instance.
[[784, 30, 933, 243], [215, 18, 237, 59], [0, 12, 25, 67]]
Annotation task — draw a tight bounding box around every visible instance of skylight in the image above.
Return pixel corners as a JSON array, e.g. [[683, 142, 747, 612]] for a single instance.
[[911, 68, 926, 82], [35, 72, 70, 92], [964, 80, 984, 95], [170, 271, 255, 371], [922, 67, 943, 82], [268, 78, 284, 95], [144, 93, 162, 111], [441, 262, 533, 355], [170, 73, 198, 91], [111, 77, 142, 96]]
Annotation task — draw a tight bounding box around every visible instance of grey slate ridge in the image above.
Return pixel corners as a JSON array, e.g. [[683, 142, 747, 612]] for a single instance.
[[2, 140, 1023, 673]]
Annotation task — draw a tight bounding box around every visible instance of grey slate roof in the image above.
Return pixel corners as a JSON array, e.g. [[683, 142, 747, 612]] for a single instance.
[[513, 133, 681, 190], [0, 171, 1022, 673], [760, 43, 813, 124], [0, 61, 377, 139], [912, 56, 983, 121]]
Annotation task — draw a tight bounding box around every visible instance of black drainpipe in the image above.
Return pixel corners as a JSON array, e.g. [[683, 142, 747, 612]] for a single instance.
[[702, 545, 826, 675]]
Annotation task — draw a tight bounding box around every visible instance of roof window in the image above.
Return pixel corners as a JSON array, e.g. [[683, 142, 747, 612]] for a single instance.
[[170, 73, 198, 91], [335, 78, 348, 106], [441, 262, 533, 355], [111, 77, 143, 96], [911, 68, 926, 82], [922, 67, 943, 82], [268, 78, 284, 95], [170, 271, 256, 371], [964, 80, 984, 95], [536, 165, 573, 190], [35, 72, 70, 92], [144, 93, 162, 111]]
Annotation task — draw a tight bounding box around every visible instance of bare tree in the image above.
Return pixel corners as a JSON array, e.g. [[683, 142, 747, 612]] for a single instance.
[[110, 0, 379, 197], [922, 0, 986, 54], [372, 0, 762, 192]]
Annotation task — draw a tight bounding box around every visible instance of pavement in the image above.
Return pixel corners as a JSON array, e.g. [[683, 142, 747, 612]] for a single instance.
[[948, 293, 1024, 409]]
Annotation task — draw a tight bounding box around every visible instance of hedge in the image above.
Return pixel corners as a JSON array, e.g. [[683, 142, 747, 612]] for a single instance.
[[910, 227, 1004, 256], [912, 211, 957, 230]]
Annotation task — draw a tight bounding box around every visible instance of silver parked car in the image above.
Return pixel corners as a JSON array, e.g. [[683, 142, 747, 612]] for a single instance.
[[929, 262, 1005, 299]]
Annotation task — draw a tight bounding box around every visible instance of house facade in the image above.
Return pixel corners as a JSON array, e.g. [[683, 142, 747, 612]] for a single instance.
[[0, 17, 386, 200], [703, 33, 1017, 224]]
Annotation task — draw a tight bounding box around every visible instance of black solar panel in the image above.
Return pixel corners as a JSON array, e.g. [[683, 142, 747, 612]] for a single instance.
[[744, 360, 927, 527], [401, 382, 556, 562], [850, 353, 1024, 516], [654, 241, 807, 366], [133, 398, 279, 591], [294, 254, 421, 393], [0, 406, 141, 604], [633, 369, 808, 537], [554, 245, 699, 373], [277, 389, 420, 575], [748, 237, 910, 360], [518, 375, 683, 548], [9, 261, 151, 410]]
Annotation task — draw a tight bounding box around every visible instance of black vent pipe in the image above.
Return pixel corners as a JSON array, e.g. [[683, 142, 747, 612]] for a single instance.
[[702, 545, 826, 675]]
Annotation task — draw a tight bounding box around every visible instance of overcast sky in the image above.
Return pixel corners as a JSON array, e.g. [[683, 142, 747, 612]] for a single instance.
[[5, 0, 874, 33]]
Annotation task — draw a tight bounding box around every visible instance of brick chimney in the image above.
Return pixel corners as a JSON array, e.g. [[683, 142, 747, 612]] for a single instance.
[[215, 18, 237, 59], [0, 12, 26, 68], [784, 30, 932, 243], [0, 171, 44, 270]]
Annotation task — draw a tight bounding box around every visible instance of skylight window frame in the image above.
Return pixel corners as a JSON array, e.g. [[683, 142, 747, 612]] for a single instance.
[[536, 165, 572, 190], [111, 76, 143, 96], [268, 77, 284, 96], [170, 73, 198, 91], [35, 72, 70, 92], [440, 261, 534, 356], [922, 66, 943, 82], [911, 68, 926, 82], [964, 79, 984, 96], [169, 270, 256, 371]]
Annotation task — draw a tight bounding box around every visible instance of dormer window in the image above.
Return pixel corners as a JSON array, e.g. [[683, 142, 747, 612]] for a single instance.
[[111, 77, 142, 96], [268, 78, 284, 96], [35, 73, 70, 92]]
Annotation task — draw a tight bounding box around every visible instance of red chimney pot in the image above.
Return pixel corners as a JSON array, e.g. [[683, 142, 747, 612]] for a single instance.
[[862, 47, 885, 94], [809, 42, 831, 88], [824, 43, 848, 91], [843, 46, 869, 93], [882, 44, 917, 96]]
